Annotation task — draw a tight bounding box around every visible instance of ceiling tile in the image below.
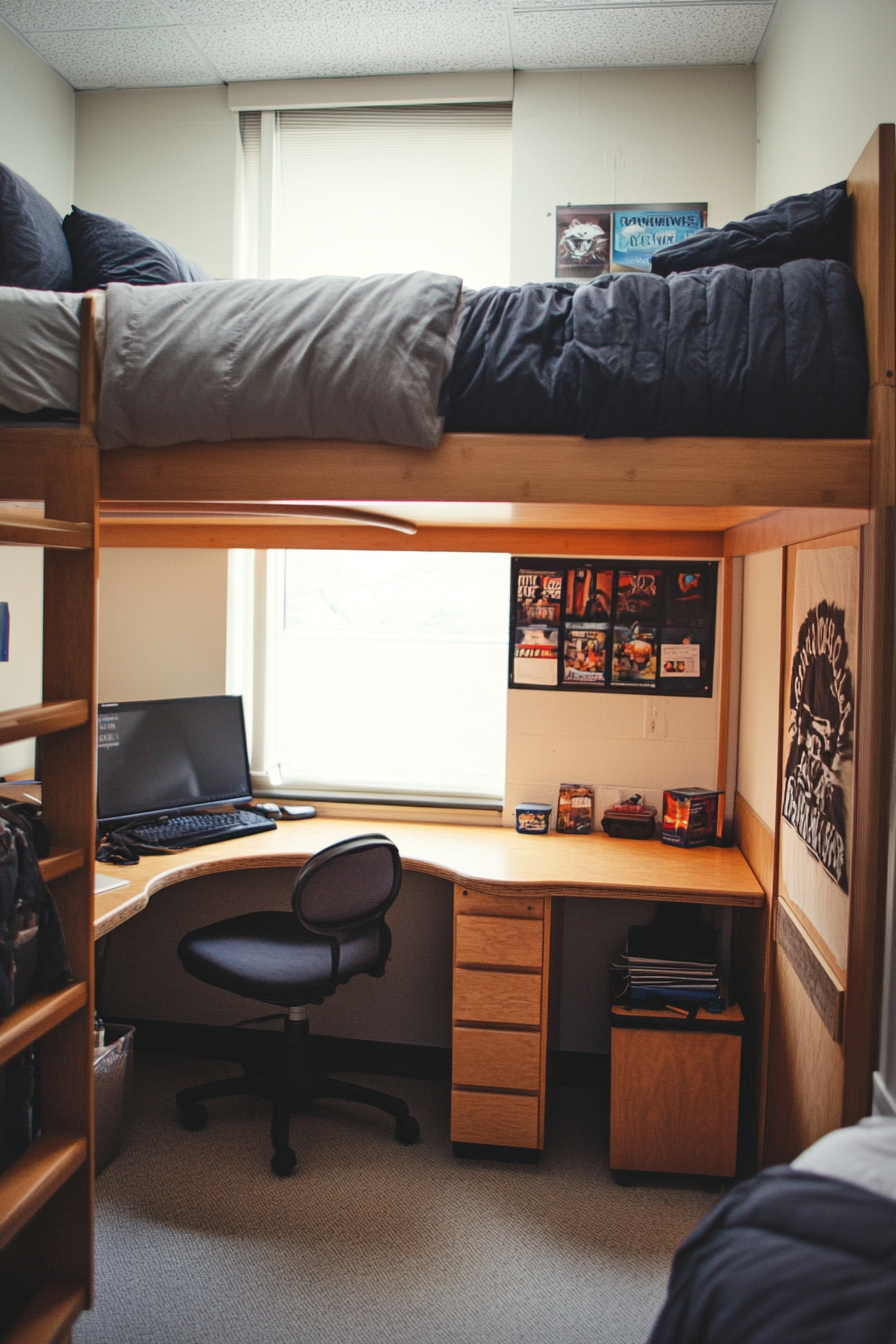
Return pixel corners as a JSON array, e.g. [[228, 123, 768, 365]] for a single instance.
[[190, 10, 511, 82], [512, 3, 774, 67], [23, 24, 219, 87], [512, 0, 767, 7], [0, 0, 168, 30], [167, 0, 503, 21]]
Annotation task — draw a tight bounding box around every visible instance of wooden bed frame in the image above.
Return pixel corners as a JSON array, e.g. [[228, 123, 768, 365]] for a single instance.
[[0, 123, 892, 1341]]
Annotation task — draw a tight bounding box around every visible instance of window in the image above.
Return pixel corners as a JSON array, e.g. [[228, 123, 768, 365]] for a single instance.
[[228, 550, 509, 807], [239, 103, 512, 289], [234, 100, 513, 806]]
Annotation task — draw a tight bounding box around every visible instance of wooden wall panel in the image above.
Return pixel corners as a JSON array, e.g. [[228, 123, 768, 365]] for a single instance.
[[734, 793, 774, 1171], [776, 899, 844, 1042], [764, 946, 844, 1165]]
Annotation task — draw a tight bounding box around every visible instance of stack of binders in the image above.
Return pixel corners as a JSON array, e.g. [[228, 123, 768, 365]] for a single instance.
[[611, 903, 724, 1011], [612, 952, 720, 1008]]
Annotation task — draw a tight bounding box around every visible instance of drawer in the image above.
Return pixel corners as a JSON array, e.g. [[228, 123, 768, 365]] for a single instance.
[[453, 1026, 542, 1091], [456, 915, 544, 970], [455, 888, 543, 920], [451, 1089, 540, 1148], [453, 968, 542, 1026]]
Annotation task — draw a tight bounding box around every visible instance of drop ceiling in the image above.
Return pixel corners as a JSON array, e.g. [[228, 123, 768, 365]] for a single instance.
[[0, 0, 776, 90]]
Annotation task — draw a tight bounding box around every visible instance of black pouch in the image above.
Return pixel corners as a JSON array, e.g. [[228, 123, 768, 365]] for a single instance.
[[0, 805, 73, 1018]]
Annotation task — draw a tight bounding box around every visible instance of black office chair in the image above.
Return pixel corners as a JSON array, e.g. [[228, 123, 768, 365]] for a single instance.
[[174, 833, 420, 1175]]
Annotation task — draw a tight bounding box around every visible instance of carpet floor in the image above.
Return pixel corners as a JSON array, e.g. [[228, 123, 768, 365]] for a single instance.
[[75, 1053, 717, 1344]]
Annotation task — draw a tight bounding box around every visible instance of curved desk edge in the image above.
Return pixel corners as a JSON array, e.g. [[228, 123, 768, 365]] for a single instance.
[[93, 817, 765, 940]]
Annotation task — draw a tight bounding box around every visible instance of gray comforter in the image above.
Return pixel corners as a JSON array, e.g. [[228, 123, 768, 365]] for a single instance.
[[96, 271, 464, 451]]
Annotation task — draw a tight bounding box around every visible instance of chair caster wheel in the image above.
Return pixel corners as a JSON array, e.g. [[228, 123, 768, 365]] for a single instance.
[[611, 1168, 637, 1187], [395, 1115, 420, 1145], [271, 1147, 297, 1176], [181, 1104, 208, 1131]]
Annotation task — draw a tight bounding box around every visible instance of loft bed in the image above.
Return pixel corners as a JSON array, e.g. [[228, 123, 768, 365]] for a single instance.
[[0, 124, 891, 1341]]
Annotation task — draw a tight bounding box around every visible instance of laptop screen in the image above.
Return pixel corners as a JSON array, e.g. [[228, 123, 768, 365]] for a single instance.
[[97, 695, 252, 829]]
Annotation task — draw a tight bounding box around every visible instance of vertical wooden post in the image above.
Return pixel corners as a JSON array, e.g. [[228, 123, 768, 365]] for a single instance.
[[843, 125, 896, 1123]]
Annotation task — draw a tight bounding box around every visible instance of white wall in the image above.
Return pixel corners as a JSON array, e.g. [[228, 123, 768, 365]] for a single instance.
[[75, 86, 240, 280], [97, 550, 228, 703], [0, 26, 73, 776], [736, 549, 783, 831], [510, 66, 757, 284], [0, 23, 74, 212], [0, 549, 43, 777], [504, 683, 720, 826], [757, 0, 896, 204]]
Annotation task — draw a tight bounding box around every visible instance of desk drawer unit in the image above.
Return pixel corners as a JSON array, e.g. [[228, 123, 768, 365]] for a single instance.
[[451, 886, 551, 1150]]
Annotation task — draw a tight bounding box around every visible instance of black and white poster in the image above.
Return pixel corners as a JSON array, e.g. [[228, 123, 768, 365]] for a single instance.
[[780, 545, 858, 968]]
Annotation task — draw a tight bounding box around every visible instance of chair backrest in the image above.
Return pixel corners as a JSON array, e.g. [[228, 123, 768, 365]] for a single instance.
[[292, 833, 401, 935]]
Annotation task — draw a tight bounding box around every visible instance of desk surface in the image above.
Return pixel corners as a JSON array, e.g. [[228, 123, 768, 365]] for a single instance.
[[94, 815, 764, 939]]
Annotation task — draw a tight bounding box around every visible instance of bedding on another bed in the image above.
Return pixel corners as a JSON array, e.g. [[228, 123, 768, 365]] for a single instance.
[[648, 1119, 896, 1344], [96, 271, 464, 451]]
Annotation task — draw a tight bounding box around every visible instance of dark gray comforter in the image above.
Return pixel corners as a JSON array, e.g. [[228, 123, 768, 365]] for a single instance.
[[648, 1167, 896, 1344], [442, 259, 868, 440]]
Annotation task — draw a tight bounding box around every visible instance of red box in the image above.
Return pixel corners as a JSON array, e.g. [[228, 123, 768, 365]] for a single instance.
[[661, 788, 724, 848]]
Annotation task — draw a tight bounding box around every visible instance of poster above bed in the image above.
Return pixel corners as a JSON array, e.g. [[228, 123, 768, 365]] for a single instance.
[[555, 202, 707, 279], [508, 557, 717, 697]]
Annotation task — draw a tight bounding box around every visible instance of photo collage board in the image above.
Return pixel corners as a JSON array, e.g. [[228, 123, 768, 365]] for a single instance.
[[510, 557, 718, 698]]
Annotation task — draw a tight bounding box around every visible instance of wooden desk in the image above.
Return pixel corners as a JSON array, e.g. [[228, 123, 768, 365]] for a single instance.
[[94, 817, 764, 1153]]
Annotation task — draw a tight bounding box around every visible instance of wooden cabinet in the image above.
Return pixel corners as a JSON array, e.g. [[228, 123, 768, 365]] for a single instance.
[[609, 1003, 743, 1178], [451, 886, 550, 1150]]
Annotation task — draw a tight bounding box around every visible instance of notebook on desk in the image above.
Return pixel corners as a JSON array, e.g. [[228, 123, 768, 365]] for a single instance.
[[95, 871, 129, 895]]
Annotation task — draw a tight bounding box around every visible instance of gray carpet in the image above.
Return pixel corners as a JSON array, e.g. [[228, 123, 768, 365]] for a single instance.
[[75, 1054, 717, 1344]]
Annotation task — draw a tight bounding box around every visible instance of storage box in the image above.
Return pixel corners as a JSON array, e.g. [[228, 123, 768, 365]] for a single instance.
[[515, 803, 551, 834], [94, 1023, 134, 1175], [661, 788, 724, 847]]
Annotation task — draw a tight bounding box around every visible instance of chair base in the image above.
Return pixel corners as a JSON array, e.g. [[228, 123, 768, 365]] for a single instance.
[[175, 1016, 420, 1175]]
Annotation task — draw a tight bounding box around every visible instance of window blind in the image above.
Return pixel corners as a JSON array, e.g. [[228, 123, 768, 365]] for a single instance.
[[273, 104, 512, 290], [239, 111, 262, 279]]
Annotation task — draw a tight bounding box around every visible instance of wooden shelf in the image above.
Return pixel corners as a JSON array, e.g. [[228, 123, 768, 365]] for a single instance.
[[0, 985, 88, 1070], [0, 512, 92, 550], [0, 1133, 87, 1254], [1, 1282, 86, 1344], [0, 702, 88, 748], [37, 850, 84, 885]]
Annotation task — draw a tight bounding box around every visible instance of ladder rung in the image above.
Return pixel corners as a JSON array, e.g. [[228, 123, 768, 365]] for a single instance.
[[0, 1132, 87, 1252], [1, 1281, 86, 1344], [37, 850, 84, 884], [0, 702, 88, 747], [0, 512, 92, 549], [0, 984, 88, 1069]]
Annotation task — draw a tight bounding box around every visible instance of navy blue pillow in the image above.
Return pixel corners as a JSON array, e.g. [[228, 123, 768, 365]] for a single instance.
[[651, 182, 849, 276], [0, 163, 72, 290], [62, 205, 210, 289]]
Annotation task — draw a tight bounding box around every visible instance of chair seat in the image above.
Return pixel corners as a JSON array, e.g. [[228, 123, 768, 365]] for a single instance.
[[178, 910, 383, 1005]]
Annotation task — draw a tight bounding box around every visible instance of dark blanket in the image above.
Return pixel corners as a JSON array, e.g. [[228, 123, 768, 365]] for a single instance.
[[648, 1167, 896, 1344], [442, 259, 867, 439]]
